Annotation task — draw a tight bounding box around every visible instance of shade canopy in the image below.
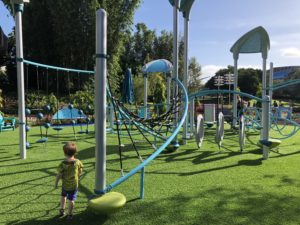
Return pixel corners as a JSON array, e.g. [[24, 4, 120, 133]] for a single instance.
[[169, 0, 181, 7], [142, 59, 173, 74], [180, 0, 195, 19], [230, 26, 270, 59], [122, 68, 135, 104], [169, 0, 195, 19], [52, 107, 87, 120]]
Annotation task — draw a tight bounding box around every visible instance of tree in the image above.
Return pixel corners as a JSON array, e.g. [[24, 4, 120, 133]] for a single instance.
[[132, 76, 145, 104], [2, 0, 141, 95], [205, 66, 261, 98], [121, 23, 155, 77], [238, 68, 261, 97], [152, 75, 166, 114], [99, 0, 141, 94], [153, 30, 173, 62], [188, 57, 203, 93]]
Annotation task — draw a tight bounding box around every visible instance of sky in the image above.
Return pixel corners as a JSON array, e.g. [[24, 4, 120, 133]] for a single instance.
[[1, 1, 300, 82]]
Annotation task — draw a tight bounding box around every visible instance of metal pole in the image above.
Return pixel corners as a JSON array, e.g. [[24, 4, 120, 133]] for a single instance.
[[262, 58, 267, 98], [140, 167, 145, 199], [269, 62, 273, 112], [232, 56, 238, 126], [14, 3, 26, 159], [190, 98, 195, 134], [262, 96, 270, 159], [167, 75, 171, 110], [95, 9, 107, 194], [183, 16, 189, 144], [228, 82, 231, 106], [173, 1, 179, 147], [143, 74, 148, 118], [261, 57, 267, 140]]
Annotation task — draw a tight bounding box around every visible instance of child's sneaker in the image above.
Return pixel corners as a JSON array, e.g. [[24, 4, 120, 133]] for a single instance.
[[59, 209, 65, 217]]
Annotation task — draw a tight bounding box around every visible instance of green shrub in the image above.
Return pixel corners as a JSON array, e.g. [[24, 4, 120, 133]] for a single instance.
[[26, 92, 58, 114], [69, 90, 94, 114]]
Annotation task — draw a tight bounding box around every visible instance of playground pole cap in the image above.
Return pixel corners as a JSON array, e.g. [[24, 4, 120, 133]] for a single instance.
[[25, 108, 31, 116]]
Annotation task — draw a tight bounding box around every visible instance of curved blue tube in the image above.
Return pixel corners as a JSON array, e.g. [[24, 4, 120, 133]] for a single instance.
[[270, 116, 300, 139], [189, 89, 264, 102], [271, 79, 300, 91], [99, 78, 189, 193]]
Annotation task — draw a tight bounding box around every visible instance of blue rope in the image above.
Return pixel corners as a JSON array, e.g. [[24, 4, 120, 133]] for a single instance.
[[19, 58, 94, 74]]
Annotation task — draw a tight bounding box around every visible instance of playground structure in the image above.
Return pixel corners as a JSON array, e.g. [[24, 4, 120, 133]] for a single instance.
[[11, 0, 192, 213], [10, 0, 300, 216]]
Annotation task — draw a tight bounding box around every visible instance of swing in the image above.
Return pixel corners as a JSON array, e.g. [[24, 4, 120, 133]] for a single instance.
[[258, 139, 281, 149], [36, 113, 49, 144]]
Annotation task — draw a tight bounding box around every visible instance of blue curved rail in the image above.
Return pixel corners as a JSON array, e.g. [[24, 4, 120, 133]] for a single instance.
[[270, 116, 300, 139], [189, 89, 264, 102], [102, 78, 189, 193], [271, 79, 300, 91]]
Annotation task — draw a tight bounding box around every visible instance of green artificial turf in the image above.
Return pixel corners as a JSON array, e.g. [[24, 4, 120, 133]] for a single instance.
[[1, 124, 300, 225]]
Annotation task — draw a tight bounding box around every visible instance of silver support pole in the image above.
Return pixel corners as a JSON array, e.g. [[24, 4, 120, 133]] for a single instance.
[[167, 75, 171, 110], [262, 58, 267, 98], [14, 3, 26, 159], [183, 17, 189, 144], [260, 57, 267, 140], [262, 96, 270, 159], [173, 1, 179, 146], [95, 9, 107, 194], [269, 62, 273, 111], [143, 74, 148, 118], [190, 98, 195, 134], [232, 56, 238, 126]]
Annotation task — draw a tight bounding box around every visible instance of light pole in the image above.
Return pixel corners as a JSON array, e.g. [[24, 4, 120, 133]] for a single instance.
[[11, 0, 30, 159], [224, 73, 234, 105], [214, 75, 224, 116]]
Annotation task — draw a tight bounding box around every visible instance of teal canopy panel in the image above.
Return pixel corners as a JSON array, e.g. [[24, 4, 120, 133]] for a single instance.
[[169, 0, 195, 19], [142, 59, 173, 74], [230, 26, 270, 59], [180, 0, 195, 19]]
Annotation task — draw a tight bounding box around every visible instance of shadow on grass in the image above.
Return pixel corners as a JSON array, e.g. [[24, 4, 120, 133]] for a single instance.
[[6, 182, 300, 225], [157, 149, 242, 165], [7, 210, 109, 225]]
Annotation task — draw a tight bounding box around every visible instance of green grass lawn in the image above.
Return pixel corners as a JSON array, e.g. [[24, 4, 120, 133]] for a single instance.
[[1, 124, 300, 225]]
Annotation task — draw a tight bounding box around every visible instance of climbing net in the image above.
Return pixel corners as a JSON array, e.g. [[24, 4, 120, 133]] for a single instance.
[[107, 76, 187, 179]]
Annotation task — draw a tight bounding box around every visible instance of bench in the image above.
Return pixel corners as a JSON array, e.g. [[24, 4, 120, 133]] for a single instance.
[[0, 113, 16, 132]]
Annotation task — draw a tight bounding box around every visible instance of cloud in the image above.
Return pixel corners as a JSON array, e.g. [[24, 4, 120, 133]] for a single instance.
[[201, 65, 224, 83], [201, 64, 263, 84], [280, 47, 300, 58], [270, 40, 280, 47]]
